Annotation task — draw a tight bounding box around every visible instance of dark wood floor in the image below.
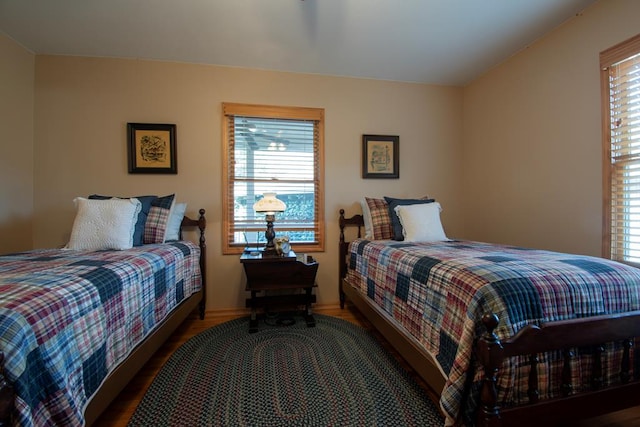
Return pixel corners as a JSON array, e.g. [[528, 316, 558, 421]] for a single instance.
[[93, 305, 640, 427]]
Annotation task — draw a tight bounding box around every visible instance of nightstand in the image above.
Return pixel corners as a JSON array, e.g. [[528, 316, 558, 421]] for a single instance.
[[241, 250, 318, 333]]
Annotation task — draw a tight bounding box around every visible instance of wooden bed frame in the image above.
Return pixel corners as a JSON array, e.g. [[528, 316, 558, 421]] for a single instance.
[[338, 208, 640, 426], [0, 208, 207, 426]]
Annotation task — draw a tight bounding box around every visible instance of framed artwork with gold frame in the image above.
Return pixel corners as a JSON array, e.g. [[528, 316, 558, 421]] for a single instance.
[[127, 123, 177, 174]]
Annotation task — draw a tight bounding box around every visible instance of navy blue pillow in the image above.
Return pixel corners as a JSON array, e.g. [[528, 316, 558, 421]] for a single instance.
[[384, 196, 436, 241], [88, 194, 156, 246]]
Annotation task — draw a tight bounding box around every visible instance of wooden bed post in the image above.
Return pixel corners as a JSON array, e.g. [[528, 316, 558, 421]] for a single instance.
[[338, 209, 363, 309], [0, 352, 13, 426], [196, 208, 206, 320], [181, 208, 207, 320], [339, 209, 347, 308], [476, 313, 504, 427]]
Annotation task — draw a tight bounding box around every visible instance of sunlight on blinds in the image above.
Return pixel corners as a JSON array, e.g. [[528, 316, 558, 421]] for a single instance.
[[227, 113, 321, 249], [609, 51, 640, 263]]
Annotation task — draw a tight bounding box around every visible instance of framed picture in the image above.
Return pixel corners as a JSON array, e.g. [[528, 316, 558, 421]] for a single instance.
[[362, 134, 399, 179], [127, 123, 177, 174]]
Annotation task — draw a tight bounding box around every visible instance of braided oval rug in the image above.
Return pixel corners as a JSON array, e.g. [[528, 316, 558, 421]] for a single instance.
[[128, 314, 444, 426]]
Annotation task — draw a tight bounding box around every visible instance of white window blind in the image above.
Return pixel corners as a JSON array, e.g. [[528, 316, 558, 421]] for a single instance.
[[602, 34, 640, 263], [222, 103, 325, 254]]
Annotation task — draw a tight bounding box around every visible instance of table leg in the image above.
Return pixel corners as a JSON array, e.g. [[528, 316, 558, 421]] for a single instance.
[[249, 290, 259, 333], [303, 287, 316, 327]]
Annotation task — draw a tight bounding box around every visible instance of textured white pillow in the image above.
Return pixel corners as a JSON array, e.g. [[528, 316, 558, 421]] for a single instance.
[[394, 202, 449, 242], [67, 197, 142, 250], [165, 202, 187, 241], [360, 198, 373, 239]]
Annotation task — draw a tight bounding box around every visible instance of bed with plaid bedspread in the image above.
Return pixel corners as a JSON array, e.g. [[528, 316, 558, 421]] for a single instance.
[[345, 238, 640, 426], [0, 241, 202, 426]]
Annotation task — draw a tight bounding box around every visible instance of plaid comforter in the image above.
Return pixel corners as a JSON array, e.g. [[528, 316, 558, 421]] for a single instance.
[[346, 239, 640, 426], [0, 241, 202, 426]]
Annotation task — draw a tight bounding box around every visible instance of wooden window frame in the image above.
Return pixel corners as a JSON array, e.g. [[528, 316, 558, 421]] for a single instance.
[[222, 103, 325, 255], [601, 33, 640, 263]]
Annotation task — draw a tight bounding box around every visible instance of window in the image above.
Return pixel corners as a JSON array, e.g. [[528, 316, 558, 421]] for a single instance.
[[222, 103, 325, 254], [601, 33, 640, 263]]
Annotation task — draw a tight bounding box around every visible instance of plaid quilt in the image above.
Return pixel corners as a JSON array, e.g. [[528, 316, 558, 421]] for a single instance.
[[0, 241, 202, 426], [346, 239, 640, 426]]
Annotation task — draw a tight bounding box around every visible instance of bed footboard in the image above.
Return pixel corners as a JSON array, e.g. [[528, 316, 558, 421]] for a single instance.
[[477, 311, 640, 426], [0, 352, 12, 426]]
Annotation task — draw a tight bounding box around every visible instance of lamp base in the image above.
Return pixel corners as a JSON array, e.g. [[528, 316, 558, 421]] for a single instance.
[[262, 215, 278, 256], [261, 247, 280, 257]]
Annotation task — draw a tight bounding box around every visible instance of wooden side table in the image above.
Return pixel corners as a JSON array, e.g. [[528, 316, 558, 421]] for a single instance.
[[241, 250, 318, 333]]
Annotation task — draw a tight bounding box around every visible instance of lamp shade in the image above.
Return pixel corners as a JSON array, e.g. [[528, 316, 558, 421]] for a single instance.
[[253, 192, 286, 214]]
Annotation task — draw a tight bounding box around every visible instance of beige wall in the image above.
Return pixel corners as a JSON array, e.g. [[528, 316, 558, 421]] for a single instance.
[[0, 34, 34, 253], [462, 0, 640, 256], [14, 0, 635, 313], [31, 56, 463, 311]]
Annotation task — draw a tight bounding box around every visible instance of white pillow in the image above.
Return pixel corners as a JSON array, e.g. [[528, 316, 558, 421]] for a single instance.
[[165, 202, 187, 241], [394, 202, 449, 242], [66, 197, 142, 250]]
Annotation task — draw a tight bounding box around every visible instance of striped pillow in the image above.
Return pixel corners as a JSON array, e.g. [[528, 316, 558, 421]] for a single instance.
[[144, 194, 176, 244], [364, 197, 394, 240]]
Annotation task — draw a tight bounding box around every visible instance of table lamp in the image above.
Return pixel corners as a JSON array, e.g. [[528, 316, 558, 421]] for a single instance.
[[253, 192, 286, 256]]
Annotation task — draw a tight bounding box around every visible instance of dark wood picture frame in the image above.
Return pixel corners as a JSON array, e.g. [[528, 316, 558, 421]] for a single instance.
[[362, 134, 399, 179], [127, 123, 177, 174]]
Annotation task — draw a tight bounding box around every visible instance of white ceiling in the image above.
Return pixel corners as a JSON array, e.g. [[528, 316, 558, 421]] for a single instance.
[[0, 0, 598, 86]]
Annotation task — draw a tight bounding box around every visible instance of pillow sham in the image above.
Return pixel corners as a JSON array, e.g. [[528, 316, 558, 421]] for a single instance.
[[364, 197, 394, 240], [165, 202, 187, 241], [394, 202, 448, 242], [360, 198, 374, 239], [66, 197, 142, 251], [89, 194, 156, 246], [384, 196, 435, 241], [144, 194, 176, 244]]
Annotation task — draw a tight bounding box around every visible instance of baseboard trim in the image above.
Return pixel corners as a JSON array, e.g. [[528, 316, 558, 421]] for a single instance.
[[203, 303, 343, 319]]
